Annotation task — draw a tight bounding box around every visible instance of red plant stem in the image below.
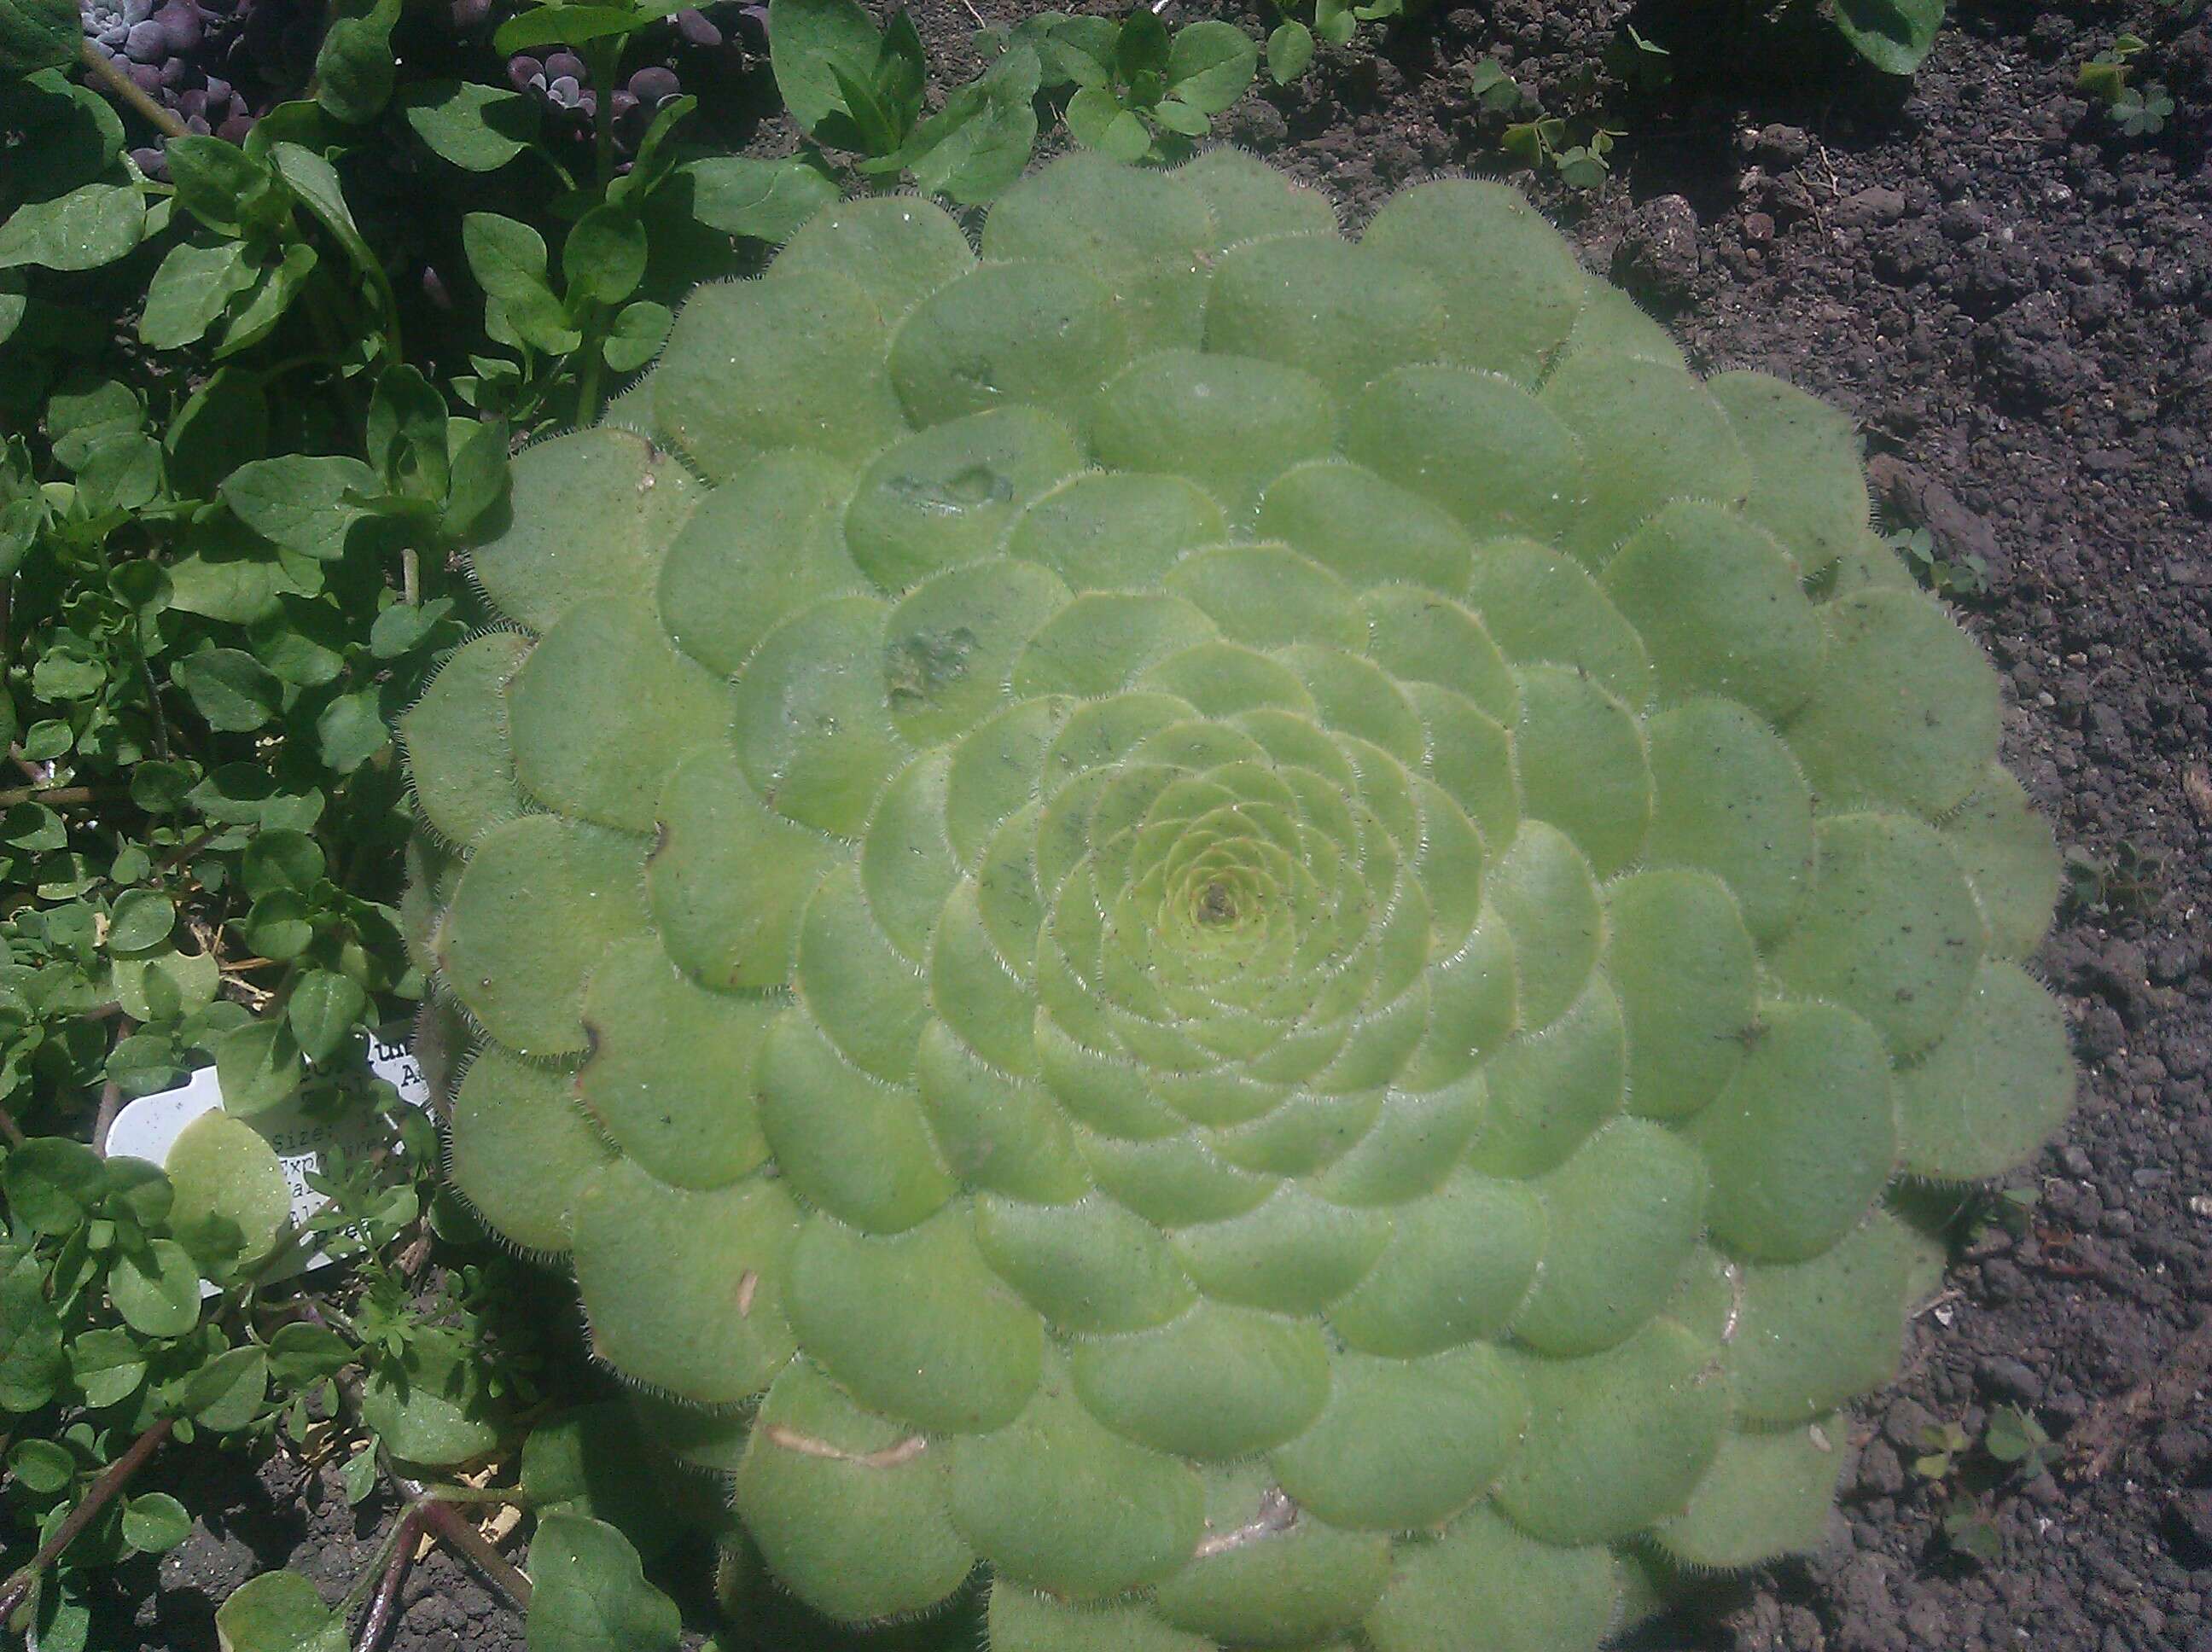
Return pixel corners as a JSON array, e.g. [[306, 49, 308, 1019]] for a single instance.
[[0, 1102, 23, 1148], [90, 1075, 124, 1156], [406, 1490, 533, 1611], [0, 1419, 174, 1623], [91, 1016, 139, 1157], [154, 828, 221, 880], [354, 1505, 426, 1652], [0, 786, 124, 808]]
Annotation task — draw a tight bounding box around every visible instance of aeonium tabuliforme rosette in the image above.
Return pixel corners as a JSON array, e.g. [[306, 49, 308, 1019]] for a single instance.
[[400, 148, 2074, 1652]]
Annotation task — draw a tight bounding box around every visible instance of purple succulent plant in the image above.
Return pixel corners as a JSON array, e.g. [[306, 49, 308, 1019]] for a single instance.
[[501, 0, 756, 162], [78, 0, 321, 177]]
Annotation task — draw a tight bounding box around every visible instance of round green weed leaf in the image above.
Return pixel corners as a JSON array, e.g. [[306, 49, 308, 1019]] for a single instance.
[[109, 1238, 201, 1338], [527, 1514, 682, 1652], [215, 1573, 346, 1652], [164, 1110, 292, 1279], [122, 1491, 193, 1555], [2, 1135, 111, 1241], [360, 1329, 498, 1466]]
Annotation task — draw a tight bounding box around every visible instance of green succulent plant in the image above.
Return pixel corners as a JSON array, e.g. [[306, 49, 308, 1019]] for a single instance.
[[401, 148, 2075, 1650]]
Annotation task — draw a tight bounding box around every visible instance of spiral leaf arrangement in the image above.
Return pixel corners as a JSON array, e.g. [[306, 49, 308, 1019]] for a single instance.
[[404, 149, 2075, 1650]]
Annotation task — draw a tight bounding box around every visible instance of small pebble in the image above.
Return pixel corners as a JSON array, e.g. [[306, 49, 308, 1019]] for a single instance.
[[154, 0, 201, 53], [1976, 1353, 2045, 1405], [629, 65, 680, 106], [1754, 122, 1810, 166]]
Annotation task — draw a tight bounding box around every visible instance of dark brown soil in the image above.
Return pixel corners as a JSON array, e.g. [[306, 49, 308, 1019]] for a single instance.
[[96, 1, 2212, 1646], [114, 1446, 523, 1652]]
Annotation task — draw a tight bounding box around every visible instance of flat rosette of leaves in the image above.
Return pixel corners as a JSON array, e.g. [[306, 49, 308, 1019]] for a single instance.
[[407, 148, 2075, 1650]]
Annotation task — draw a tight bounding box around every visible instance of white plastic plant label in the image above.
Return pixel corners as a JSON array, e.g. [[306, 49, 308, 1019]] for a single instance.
[[104, 1032, 434, 1289]]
